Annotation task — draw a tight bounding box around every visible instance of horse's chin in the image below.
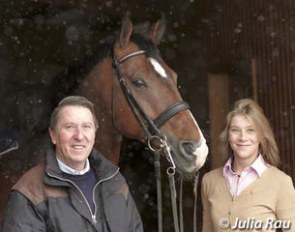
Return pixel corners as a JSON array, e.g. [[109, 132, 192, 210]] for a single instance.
[[171, 142, 208, 179], [166, 151, 195, 179]]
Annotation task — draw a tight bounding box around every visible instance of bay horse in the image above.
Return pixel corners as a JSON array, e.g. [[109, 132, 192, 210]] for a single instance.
[[50, 14, 208, 178], [49, 15, 209, 231]]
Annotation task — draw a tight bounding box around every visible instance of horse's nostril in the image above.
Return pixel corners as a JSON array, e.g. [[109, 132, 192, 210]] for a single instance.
[[182, 141, 197, 154]]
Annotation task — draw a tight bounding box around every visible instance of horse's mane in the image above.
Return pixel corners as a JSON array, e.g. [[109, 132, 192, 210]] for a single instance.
[[49, 33, 160, 107], [31, 32, 161, 134], [49, 37, 114, 107]]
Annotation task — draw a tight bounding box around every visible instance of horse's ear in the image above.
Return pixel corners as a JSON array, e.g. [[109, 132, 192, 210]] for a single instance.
[[148, 14, 166, 45], [119, 12, 133, 48]]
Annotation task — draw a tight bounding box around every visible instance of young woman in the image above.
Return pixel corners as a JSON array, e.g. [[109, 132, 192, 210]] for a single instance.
[[201, 98, 295, 232]]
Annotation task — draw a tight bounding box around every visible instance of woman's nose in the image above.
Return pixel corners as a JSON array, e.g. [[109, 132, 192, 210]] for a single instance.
[[239, 130, 247, 140]]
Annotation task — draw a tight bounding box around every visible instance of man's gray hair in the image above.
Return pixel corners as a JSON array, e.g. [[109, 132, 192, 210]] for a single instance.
[[49, 96, 98, 129]]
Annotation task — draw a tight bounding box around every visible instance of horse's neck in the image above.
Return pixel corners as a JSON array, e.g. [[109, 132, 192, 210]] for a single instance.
[[79, 58, 122, 165]]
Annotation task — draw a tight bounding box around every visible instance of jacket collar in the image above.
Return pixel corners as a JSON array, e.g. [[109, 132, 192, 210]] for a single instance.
[[45, 147, 119, 183]]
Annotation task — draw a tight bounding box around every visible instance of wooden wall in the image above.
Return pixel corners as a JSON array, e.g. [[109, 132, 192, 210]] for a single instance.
[[202, 0, 295, 180]]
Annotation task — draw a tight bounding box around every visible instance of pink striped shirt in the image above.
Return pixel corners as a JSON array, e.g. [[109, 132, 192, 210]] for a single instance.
[[223, 155, 268, 198]]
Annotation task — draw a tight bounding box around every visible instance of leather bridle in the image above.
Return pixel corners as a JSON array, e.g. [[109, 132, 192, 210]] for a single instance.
[[112, 49, 189, 142], [111, 48, 199, 232]]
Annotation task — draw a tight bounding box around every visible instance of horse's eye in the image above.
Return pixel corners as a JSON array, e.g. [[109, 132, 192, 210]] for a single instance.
[[132, 79, 147, 88]]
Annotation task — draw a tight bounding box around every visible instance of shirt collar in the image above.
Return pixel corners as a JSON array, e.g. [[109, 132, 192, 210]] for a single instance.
[[251, 154, 268, 177], [57, 158, 90, 175], [223, 154, 268, 177], [223, 159, 234, 177]]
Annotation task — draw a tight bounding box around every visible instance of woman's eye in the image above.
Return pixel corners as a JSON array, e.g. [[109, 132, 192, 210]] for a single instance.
[[230, 128, 240, 133], [132, 79, 147, 88]]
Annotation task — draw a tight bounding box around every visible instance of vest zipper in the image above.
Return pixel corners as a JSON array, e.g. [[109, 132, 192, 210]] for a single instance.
[[47, 168, 119, 225], [91, 168, 120, 224], [92, 214, 97, 224]]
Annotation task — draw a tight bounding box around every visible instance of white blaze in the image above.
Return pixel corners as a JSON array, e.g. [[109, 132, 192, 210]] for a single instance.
[[149, 58, 168, 78]]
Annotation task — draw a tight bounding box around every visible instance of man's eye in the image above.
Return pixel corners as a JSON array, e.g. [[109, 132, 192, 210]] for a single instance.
[[65, 125, 75, 129]]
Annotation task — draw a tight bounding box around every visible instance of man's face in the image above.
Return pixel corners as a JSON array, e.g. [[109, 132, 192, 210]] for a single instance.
[[49, 105, 96, 170]]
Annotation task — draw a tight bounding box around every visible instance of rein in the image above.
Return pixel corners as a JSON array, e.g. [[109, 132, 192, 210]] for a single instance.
[[149, 137, 200, 232], [112, 48, 199, 232]]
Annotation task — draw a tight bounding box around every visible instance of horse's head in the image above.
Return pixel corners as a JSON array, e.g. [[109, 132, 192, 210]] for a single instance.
[[110, 14, 208, 176]]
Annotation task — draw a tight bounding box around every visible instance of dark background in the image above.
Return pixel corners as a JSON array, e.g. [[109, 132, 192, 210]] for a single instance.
[[1, 0, 295, 231], [0, 1, 211, 231]]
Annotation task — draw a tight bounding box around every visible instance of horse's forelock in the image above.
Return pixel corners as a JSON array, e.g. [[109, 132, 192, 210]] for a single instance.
[[130, 33, 160, 59]]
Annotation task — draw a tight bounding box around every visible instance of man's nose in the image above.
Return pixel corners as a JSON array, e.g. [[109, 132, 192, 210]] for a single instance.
[[74, 128, 84, 140]]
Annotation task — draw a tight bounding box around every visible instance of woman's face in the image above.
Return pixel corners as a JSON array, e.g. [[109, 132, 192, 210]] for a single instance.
[[228, 114, 261, 163]]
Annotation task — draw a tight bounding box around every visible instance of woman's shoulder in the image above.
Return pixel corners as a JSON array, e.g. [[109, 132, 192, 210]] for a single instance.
[[266, 166, 293, 181], [202, 167, 224, 182], [262, 166, 295, 190], [266, 166, 291, 177], [264, 166, 295, 198]]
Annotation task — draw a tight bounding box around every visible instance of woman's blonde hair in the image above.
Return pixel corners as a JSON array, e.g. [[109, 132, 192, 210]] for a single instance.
[[218, 98, 280, 167]]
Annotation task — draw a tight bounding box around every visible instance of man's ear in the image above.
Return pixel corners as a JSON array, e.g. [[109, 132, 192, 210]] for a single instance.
[[48, 127, 56, 145]]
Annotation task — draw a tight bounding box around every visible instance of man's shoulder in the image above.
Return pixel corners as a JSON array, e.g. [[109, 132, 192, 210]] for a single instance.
[[12, 164, 67, 205], [13, 164, 45, 189]]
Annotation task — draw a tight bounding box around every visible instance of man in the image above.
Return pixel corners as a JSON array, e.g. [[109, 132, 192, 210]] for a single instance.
[[2, 96, 143, 232]]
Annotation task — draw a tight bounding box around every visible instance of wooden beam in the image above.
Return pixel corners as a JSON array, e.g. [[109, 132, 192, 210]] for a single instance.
[[208, 73, 229, 169]]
